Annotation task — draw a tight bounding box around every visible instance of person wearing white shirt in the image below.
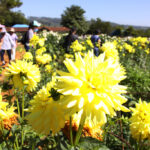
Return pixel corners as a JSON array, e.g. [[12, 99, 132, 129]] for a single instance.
[[0, 27, 15, 65]]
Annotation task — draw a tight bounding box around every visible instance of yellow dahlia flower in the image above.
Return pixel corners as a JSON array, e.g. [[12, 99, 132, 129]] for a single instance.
[[53, 54, 57, 60], [36, 54, 52, 65], [64, 54, 74, 59], [86, 39, 94, 48], [56, 51, 129, 125], [130, 37, 149, 47], [45, 64, 52, 73], [130, 100, 150, 141], [70, 40, 85, 52], [36, 47, 46, 55], [113, 40, 118, 47], [23, 52, 33, 61], [145, 48, 150, 54], [26, 86, 67, 135], [5, 60, 41, 91], [29, 34, 39, 47], [38, 38, 45, 47], [46, 76, 57, 91], [124, 43, 135, 53], [30, 35, 45, 47], [101, 42, 119, 61]]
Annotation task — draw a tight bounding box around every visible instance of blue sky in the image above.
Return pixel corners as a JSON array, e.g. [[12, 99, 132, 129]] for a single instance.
[[14, 0, 150, 27]]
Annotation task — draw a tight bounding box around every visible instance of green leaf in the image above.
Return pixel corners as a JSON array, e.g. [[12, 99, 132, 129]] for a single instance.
[[3, 129, 10, 138], [78, 137, 110, 150]]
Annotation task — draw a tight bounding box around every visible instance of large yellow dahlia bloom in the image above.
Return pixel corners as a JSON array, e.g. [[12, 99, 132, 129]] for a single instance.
[[56, 51, 129, 125], [5, 60, 41, 91], [130, 100, 150, 141], [26, 86, 67, 135]]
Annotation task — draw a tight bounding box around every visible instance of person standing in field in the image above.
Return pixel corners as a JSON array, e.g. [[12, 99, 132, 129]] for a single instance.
[[23, 20, 40, 51], [63, 27, 78, 53], [91, 30, 101, 56], [0, 25, 5, 47], [9, 28, 18, 61], [0, 26, 15, 65]]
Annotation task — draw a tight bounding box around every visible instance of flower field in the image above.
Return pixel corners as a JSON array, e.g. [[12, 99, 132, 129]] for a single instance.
[[0, 31, 150, 150]]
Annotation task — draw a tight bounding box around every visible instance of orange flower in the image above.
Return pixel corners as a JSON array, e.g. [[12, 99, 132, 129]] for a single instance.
[[3, 115, 18, 130]]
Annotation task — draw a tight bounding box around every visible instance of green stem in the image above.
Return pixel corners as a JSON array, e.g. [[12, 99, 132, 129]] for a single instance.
[[74, 113, 86, 145], [22, 89, 25, 120], [138, 134, 142, 150], [21, 89, 25, 147], [15, 134, 19, 149], [21, 129, 24, 146], [5, 140, 10, 150], [32, 143, 35, 150], [14, 143, 17, 150], [16, 98, 20, 117], [69, 116, 73, 145]]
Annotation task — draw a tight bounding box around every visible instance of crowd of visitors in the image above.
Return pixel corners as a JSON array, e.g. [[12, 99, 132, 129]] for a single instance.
[[0, 21, 40, 65], [0, 20, 101, 66], [63, 27, 101, 56]]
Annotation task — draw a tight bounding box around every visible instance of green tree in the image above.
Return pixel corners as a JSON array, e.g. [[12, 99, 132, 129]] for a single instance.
[[111, 26, 124, 36], [88, 18, 113, 34], [123, 26, 137, 36], [101, 22, 112, 34], [61, 5, 89, 34], [0, 0, 22, 9], [89, 18, 102, 33], [0, 0, 28, 26], [144, 28, 150, 37]]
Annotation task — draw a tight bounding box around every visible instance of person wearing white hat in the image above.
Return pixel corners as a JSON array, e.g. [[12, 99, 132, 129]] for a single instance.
[[0, 26, 15, 65], [9, 28, 18, 60]]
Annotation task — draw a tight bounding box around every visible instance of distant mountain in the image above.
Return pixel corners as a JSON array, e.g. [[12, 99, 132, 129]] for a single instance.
[[28, 16, 61, 27], [110, 22, 150, 30], [28, 16, 150, 30]]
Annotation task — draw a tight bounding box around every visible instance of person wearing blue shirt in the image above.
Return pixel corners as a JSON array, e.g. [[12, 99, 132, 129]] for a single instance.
[[91, 30, 101, 56]]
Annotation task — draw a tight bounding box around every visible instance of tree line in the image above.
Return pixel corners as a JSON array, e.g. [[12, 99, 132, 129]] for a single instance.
[[61, 5, 150, 37], [0, 1, 150, 37]]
